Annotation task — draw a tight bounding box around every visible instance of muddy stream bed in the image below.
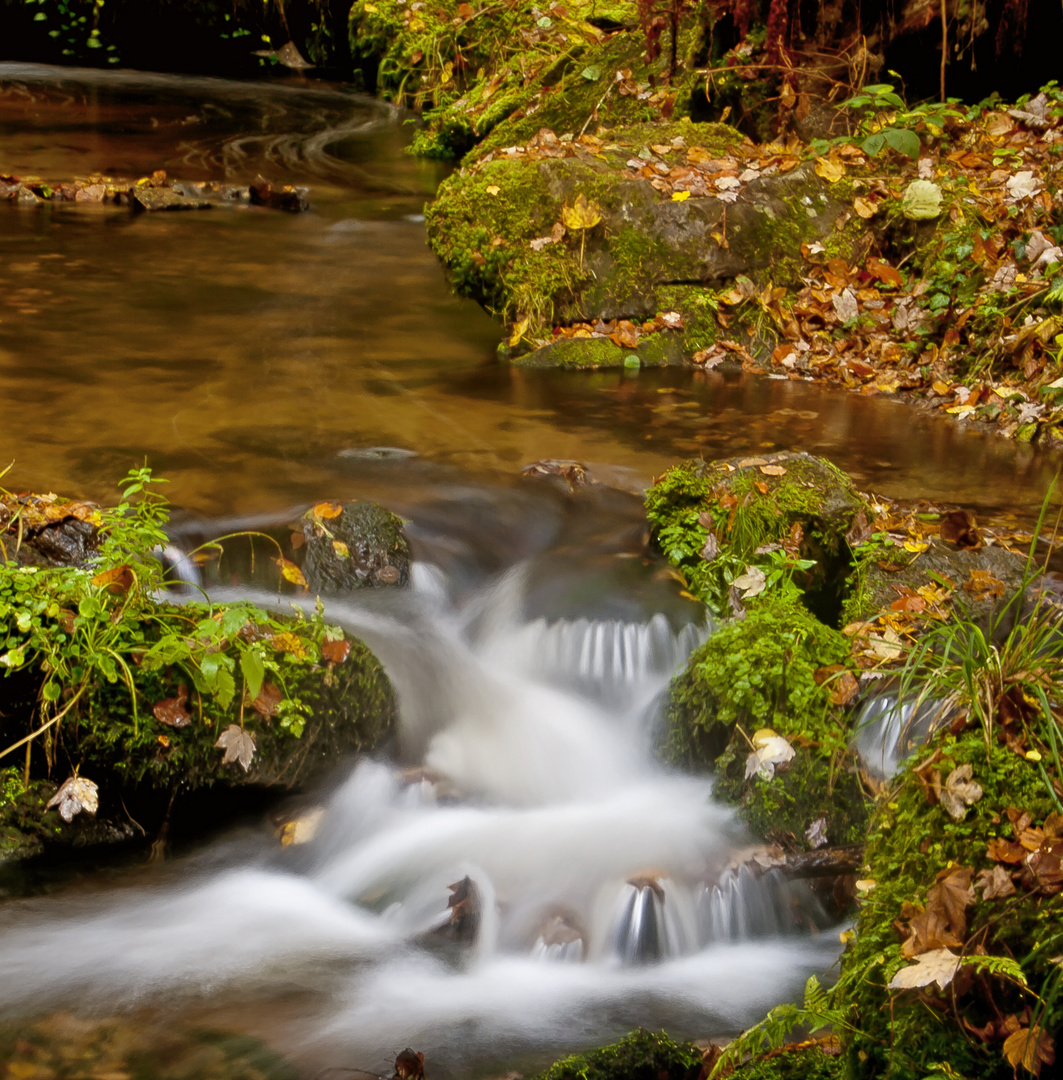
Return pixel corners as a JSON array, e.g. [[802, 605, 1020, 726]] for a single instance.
[[0, 64, 1061, 1080]]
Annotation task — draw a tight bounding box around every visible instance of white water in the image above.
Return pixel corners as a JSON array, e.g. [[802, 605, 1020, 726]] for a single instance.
[[0, 559, 841, 1077]]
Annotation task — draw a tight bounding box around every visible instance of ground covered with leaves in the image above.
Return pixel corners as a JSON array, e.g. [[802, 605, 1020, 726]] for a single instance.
[[644, 449, 1062, 1080]]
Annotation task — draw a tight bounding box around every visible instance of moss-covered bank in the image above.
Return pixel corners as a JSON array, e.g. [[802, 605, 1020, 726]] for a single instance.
[[0, 474, 398, 863]]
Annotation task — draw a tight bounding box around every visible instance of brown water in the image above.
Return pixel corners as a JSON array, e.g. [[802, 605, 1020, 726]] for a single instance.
[[1, 62, 1060, 523]]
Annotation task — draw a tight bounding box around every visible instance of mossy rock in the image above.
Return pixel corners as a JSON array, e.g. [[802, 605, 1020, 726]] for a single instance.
[[534, 1029, 704, 1080], [842, 531, 1033, 629], [646, 451, 867, 622], [839, 724, 1062, 1078], [350, 0, 701, 160], [425, 134, 851, 345], [662, 600, 867, 849], [302, 500, 411, 593], [725, 1044, 843, 1080]]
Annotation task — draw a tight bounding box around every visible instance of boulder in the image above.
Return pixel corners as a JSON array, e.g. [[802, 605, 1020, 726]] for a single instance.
[[302, 500, 411, 593]]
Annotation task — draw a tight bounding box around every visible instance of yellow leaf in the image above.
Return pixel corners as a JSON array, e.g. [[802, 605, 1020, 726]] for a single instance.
[[1026, 749, 1043, 762], [439, 60, 454, 85], [903, 539, 929, 553], [853, 196, 877, 218], [932, 380, 951, 395], [946, 404, 976, 416], [332, 540, 350, 557], [561, 192, 602, 232], [312, 501, 343, 519], [363, 1, 378, 10], [855, 879, 877, 892], [486, 184, 501, 196], [271, 631, 307, 659], [275, 557, 308, 588], [751, 728, 778, 748], [814, 156, 845, 183], [507, 315, 530, 347], [671, 190, 690, 202]]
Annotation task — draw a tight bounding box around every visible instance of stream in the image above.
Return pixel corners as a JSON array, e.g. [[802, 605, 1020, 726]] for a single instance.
[[0, 63, 1060, 1078]]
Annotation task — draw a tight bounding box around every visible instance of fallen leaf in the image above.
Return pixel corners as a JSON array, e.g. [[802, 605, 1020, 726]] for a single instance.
[[759, 464, 787, 476], [1003, 1025, 1055, 1077], [276, 558, 308, 588], [866, 257, 903, 287], [486, 185, 501, 196], [279, 807, 325, 846], [901, 179, 942, 220], [1006, 170, 1042, 202], [965, 569, 1006, 599], [270, 631, 306, 659], [940, 509, 981, 549], [939, 763, 983, 821], [815, 157, 846, 183], [806, 816, 828, 848], [46, 775, 99, 822], [745, 728, 796, 780], [814, 664, 860, 705], [888, 947, 961, 991], [92, 564, 134, 594], [732, 565, 767, 599], [853, 196, 878, 218], [561, 192, 602, 231], [976, 864, 1016, 900], [322, 636, 352, 663], [251, 681, 283, 718], [153, 688, 191, 729], [216, 724, 256, 771], [311, 501, 343, 520], [672, 190, 690, 202], [332, 540, 350, 557]]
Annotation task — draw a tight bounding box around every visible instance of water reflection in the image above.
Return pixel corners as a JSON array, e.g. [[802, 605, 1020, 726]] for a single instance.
[[0, 62, 1058, 522]]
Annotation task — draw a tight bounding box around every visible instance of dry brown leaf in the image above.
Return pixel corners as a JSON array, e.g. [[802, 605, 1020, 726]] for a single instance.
[[251, 681, 283, 718], [976, 864, 1017, 900], [153, 688, 191, 729], [760, 464, 787, 476], [888, 947, 961, 991], [216, 724, 256, 771], [1002, 1025, 1055, 1077], [46, 775, 99, 823], [939, 763, 983, 821], [91, 564, 134, 594]]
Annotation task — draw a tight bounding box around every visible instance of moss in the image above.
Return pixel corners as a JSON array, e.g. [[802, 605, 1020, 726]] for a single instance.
[[74, 623, 395, 792], [0, 768, 57, 863], [661, 600, 866, 850], [534, 1029, 704, 1080], [645, 453, 865, 620], [840, 726, 1061, 1079], [728, 1045, 843, 1080], [511, 337, 627, 368], [655, 285, 721, 353]]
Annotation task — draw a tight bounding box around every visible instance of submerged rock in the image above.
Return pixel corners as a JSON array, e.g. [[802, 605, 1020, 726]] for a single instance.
[[302, 500, 411, 593]]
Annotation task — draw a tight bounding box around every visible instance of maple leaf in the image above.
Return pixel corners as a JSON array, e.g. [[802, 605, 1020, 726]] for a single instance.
[[745, 728, 795, 781], [938, 763, 983, 821], [732, 565, 767, 599], [901, 866, 974, 956], [216, 724, 256, 771], [1003, 1025, 1055, 1077], [251, 682, 283, 718], [46, 775, 99, 823], [976, 865, 1016, 900], [561, 193, 601, 231], [888, 947, 961, 991]]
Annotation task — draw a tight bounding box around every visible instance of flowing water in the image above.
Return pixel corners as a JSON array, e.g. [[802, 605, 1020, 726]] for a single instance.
[[0, 62, 1061, 1077]]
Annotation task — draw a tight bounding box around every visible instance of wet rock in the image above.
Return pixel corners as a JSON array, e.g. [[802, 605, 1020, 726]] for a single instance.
[[250, 175, 310, 213], [129, 187, 214, 212], [18, 516, 98, 568], [302, 500, 411, 594]]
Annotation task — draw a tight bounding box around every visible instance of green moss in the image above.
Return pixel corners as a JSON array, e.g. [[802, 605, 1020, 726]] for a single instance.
[[841, 727, 1061, 1079], [534, 1029, 704, 1080], [645, 454, 865, 619], [511, 337, 627, 368], [728, 1045, 843, 1080], [655, 285, 721, 353], [662, 599, 852, 765]]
